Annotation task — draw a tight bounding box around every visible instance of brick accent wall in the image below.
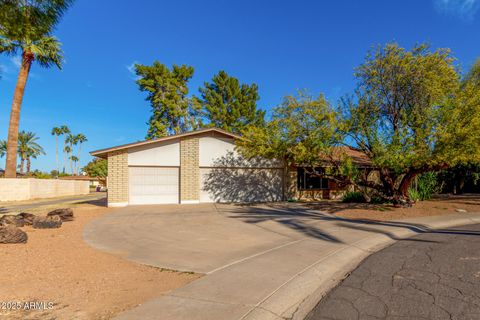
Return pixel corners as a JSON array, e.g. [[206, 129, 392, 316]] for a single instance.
[[180, 137, 199, 202], [107, 150, 129, 206]]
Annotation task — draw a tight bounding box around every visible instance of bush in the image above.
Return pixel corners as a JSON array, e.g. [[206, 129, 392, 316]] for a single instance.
[[342, 191, 366, 203], [409, 172, 439, 201]]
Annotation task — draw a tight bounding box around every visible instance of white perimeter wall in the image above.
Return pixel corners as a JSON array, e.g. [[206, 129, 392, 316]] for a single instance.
[[128, 140, 180, 166], [0, 179, 90, 202]]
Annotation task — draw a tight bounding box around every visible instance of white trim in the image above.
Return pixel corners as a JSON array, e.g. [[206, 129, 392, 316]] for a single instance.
[[108, 202, 128, 208], [180, 200, 200, 204]]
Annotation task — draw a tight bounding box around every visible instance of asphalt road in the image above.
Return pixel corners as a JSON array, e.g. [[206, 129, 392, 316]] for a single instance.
[[307, 223, 480, 320]]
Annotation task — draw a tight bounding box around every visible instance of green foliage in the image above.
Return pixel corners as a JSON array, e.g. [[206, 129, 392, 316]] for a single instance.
[[135, 61, 196, 139], [341, 43, 480, 199], [0, 139, 6, 158], [83, 158, 107, 179], [238, 91, 344, 167], [195, 71, 265, 134], [29, 170, 52, 179], [342, 191, 366, 203], [0, 0, 72, 68], [17, 131, 45, 173], [408, 172, 439, 201]]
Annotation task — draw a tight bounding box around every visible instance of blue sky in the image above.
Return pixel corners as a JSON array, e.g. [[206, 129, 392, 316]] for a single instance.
[[0, 0, 479, 172]]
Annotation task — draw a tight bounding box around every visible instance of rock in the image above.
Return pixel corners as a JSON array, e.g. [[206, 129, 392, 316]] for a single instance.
[[0, 225, 28, 243], [0, 215, 25, 227], [32, 216, 62, 229], [47, 208, 74, 222], [455, 208, 467, 213], [17, 212, 35, 225]]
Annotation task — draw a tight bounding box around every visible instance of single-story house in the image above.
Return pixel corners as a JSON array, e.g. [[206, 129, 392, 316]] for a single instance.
[[90, 128, 371, 207], [59, 175, 105, 187]]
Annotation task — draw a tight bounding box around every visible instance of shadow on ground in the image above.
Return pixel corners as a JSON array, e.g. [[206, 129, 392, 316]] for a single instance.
[[220, 202, 480, 244]]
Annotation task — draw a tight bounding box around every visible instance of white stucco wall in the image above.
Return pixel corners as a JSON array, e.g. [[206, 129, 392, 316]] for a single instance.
[[199, 136, 283, 168], [128, 139, 180, 166], [0, 178, 90, 202], [199, 136, 237, 167]]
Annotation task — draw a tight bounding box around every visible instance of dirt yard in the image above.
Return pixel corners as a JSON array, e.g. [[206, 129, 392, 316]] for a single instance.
[[0, 199, 200, 320], [307, 194, 480, 221]]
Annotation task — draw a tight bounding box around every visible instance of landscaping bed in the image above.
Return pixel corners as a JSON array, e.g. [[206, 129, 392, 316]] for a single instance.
[[307, 194, 480, 221], [0, 202, 200, 319]]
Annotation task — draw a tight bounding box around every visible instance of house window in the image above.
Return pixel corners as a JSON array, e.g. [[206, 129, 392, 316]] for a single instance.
[[297, 167, 329, 190]]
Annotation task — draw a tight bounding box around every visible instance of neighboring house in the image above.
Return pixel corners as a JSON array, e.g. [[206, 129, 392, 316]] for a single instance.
[[90, 128, 372, 207], [59, 175, 105, 187]]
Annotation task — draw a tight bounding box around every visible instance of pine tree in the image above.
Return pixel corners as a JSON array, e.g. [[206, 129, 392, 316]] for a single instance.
[[135, 61, 196, 139], [195, 71, 265, 134]]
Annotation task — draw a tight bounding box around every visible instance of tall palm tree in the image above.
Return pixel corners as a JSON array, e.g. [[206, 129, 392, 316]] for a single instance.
[[0, 140, 6, 158], [65, 134, 76, 174], [0, 0, 74, 178], [70, 155, 78, 174], [74, 133, 87, 173], [51, 126, 62, 174], [63, 144, 72, 174], [60, 125, 70, 173], [17, 131, 45, 174]]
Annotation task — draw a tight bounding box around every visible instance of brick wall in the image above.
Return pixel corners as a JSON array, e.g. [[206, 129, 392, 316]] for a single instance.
[[180, 137, 199, 203], [0, 179, 89, 202], [107, 150, 129, 206]]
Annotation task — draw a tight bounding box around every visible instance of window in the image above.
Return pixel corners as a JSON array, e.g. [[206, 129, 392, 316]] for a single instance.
[[297, 168, 329, 190]]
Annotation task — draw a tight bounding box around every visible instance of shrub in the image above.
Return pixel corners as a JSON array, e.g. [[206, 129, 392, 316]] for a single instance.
[[342, 191, 366, 203], [409, 172, 439, 201]]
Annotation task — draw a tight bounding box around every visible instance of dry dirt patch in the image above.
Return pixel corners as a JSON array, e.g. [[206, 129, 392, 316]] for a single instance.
[[307, 194, 480, 221], [0, 203, 200, 320]]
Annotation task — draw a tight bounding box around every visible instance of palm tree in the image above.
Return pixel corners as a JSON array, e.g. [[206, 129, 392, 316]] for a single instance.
[[51, 126, 62, 174], [60, 125, 70, 173], [70, 155, 79, 174], [0, 0, 73, 178], [0, 140, 6, 158], [17, 131, 45, 174], [63, 145, 71, 174], [64, 135, 75, 174], [74, 133, 87, 173]]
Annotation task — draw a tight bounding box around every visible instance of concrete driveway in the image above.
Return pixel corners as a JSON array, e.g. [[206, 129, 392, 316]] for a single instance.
[[83, 203, 480, 320]]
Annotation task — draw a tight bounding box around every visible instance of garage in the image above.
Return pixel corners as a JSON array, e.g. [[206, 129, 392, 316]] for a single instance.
[[129, 167, 179, 204], [200, 167, 284, 203]]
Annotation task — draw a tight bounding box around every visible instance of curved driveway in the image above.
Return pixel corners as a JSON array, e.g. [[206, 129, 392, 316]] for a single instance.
[[83, 204, 480, 320], [308, 223, 480, 320]]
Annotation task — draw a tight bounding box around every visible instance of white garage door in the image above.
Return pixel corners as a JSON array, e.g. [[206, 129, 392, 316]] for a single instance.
[[200, 168, 283, 203], [129, 167, 179, 205]]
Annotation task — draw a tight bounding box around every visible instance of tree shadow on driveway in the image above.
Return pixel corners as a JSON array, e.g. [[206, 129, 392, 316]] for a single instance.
[[219, 203, 480, 244]]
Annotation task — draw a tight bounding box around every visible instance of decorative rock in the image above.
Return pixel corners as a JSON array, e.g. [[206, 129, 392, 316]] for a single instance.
[[0, 225, 28, 243], [17, 212, 35, 225], [32, 216, 62, 229], [455, 208, 467, 213], [47, 208, 74, 222], [0, 215, 25, 227]]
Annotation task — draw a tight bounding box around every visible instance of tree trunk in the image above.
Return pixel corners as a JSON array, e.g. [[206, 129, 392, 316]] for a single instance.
[[398, 171, 418, 198], [55, 135, 59, 174], [26, 157, 31, 174], [19, 157, 25, 175], [63, 139, 66, 173], [5, 52, 33, 178], [77, 144, 82, 175]]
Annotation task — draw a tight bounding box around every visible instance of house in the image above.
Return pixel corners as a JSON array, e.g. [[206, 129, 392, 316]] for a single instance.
[[90, 128, 371, 207], [59, 175, 105, 187]]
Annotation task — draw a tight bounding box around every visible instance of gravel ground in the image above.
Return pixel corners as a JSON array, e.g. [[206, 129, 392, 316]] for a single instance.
[[307, 223, 480, 320], [0, 203, 200, 320]]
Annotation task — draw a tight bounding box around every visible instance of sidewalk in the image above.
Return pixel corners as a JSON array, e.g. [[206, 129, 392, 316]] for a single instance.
[[114, 212, 480, 320]]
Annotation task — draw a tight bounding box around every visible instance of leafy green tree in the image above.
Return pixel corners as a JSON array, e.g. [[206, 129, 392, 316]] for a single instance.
[[195, 70, 265, 134], [341, 43, 480, 201], [0, 0, 73, 178], [135, 61, 196, 139], [237, 91, 354, 198], [83, 158, 107, 184], [17, 131, 45, 174]]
